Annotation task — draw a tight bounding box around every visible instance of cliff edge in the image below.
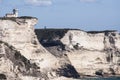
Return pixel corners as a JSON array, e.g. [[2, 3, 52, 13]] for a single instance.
[[0, 17, 75, 80]]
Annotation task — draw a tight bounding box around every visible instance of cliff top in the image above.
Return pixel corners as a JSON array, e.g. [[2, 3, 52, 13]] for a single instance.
[[35, 29, 118, 35], [87, 30, 117, 34], [0, 16, 38, 25], [0, 16, 38, 20], [35, 28, 81, 41], [35, 29, 119, 43]]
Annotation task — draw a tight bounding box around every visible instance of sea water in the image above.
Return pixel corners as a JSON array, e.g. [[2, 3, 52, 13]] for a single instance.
[[79, 77, 120, 80]]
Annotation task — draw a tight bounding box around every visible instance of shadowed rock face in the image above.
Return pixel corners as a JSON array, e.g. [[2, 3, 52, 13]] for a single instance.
[[0, 74, 7, 79], [0, 41, 45, 80], [35, 29, 120, 76], [35, 29, 81, 78], [57, 64, 80, 78]]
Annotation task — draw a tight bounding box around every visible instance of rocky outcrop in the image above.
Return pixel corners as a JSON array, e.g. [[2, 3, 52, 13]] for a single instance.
[[1, 16, 120, 79], [0, 17, 81, 80], [0, 17, 59, 71], [0, 17, 74, 80], [61, 30, 120, 75], [0, 41, 44, 80], [35, 29, 120, 77]]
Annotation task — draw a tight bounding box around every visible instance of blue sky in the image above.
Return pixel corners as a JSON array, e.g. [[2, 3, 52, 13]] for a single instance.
[[0, 0, 120, 31]]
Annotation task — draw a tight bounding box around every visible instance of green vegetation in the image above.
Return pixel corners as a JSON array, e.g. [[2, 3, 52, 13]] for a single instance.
[[0, 16, 37, 22], [18, 16, 38, 19], [0, 16, 37, 19], [87, 30, 117, 34], [35, 29, 68, 41], [35, 28, 80, 42], [0, 16, 37, 25], [0, 17, 17, 22]]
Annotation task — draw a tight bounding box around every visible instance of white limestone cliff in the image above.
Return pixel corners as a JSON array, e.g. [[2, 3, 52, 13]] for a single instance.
[[0, 41, 43, 80], [61, 30, 120, 76], [0, 17, 62, 80], [1, 16, 120, 79], [36, 29, 120, 77]]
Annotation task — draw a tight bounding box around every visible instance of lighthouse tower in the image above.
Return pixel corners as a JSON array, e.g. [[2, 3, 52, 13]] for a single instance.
[[13, 9, 18, 17]]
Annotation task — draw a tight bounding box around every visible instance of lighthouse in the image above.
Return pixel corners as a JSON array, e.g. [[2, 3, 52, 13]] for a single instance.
[[5, 9, 18, 17]]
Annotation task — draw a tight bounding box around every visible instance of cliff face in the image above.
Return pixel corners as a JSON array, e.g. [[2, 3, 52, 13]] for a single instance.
[[60, 30, 120, 51], [0, 17, 66, 80], [36, 29, 120, 76], [63, 30, 120, 75], [0, 41, 43, 80], [1, 16, 120, 79], [0, 17, 59, 69]]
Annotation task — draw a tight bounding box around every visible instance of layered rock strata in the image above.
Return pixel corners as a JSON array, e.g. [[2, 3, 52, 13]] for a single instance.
[[1, 16, 120, 79], [0, 17, 59, 70], [35, 29, 120, 76]]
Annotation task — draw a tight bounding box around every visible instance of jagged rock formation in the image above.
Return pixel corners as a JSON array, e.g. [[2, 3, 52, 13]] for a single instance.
[[0, 16, 72, 80], [1, 16, 120, 79], [0, 17, 80, 80], [0, 17, 59, 70], [0, 41, 44, 80], [35, 29, 120, 77]]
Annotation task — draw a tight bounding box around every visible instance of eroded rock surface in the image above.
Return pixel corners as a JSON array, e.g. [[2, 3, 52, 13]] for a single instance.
[[35, 29, 120, 77], [0, 17, 59, 70], [0, 17, 76, 80], [1, 16, 120, 80], [0, 41, 44, 80]]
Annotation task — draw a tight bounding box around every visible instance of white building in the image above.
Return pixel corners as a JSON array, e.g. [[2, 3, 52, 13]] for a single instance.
[[5, 9, 18, 17]]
